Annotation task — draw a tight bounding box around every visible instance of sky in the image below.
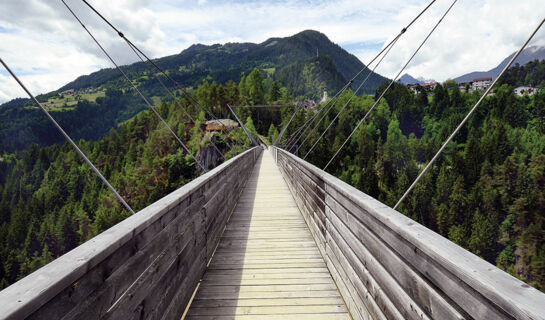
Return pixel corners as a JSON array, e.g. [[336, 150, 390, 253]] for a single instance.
[[0, 0, 544, 103]]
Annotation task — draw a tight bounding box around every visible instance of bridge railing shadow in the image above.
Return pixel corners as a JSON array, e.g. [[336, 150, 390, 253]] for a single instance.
[[183, 152, 263, 319]]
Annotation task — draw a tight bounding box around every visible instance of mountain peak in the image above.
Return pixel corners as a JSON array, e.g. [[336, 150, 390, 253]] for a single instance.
[[293, 29, 328, 38], [399, 73, 436, 85]]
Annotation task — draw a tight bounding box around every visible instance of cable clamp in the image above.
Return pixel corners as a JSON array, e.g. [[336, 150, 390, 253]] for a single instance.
[[118, 31, 125, 38], [401, 28, 407, 34]]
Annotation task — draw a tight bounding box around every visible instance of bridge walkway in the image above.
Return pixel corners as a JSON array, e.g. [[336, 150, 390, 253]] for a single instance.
[[184, 150, 349, 319]]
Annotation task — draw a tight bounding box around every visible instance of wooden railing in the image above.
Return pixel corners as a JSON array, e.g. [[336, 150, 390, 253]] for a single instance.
[[272, 146, 545, 320], [0, 146, 262, 320]]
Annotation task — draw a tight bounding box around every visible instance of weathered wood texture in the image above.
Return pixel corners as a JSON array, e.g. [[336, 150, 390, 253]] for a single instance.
[[186, 151, 350, 319], [0, 147, 263, 320], [272, 146, 545, 320]]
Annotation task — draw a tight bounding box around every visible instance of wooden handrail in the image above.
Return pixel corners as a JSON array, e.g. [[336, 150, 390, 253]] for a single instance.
[[272, 146, 545, 320], [0, 147, 263, 320]]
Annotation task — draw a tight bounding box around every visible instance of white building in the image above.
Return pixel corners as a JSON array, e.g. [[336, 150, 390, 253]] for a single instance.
[[407, 83, 421, 94], [422, 82, 438, 91], [471, 77, 492, 91], [514, 86, 539, 97], [320, 89, 328, 103], [458, 82, 472, 92]]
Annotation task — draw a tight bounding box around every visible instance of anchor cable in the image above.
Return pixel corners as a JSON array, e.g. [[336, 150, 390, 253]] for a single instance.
[[0, 57, 136, 215], [394, 16, 545, 210], [285, 0, 437, 152], [61, 0, 206, 172], [80, 0, 234, 151], [324, 0, 458, 171], [303, 35, 400, 159]]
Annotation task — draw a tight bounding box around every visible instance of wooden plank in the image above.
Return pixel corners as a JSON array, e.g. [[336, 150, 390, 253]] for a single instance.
[[185, 151, 349, 318], [185, 314, 349, 320], [186, 304, 347, 316], [158, 250, 205, 320], [102, 221, 196, 319], [210, 255, 322, 262], [327, 195, 467, 320], [202, 268, 329, 277], [61, 196, 204, 320], [327, 209, 429, 320], [326, 226, 400, 320], [190, 297, 344, 307], [200, 277, 336, 286], [139, 245, 205, 320], [202, 272, 333, 281], [193, 289, 345, 300]]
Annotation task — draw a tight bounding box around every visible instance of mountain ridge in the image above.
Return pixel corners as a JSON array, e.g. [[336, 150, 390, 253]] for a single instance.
[[0, 30, 389, 153], [399, 73, 436, 85], [453, 45, 545, 83], [60, 30, 387, 96]]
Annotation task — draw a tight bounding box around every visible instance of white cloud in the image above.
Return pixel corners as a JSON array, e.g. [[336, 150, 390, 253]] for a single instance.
[[1, 0, 544, 103]]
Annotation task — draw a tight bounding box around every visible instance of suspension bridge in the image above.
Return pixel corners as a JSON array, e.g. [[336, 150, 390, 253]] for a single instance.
[[1, 146, 545, 319], [1, 0, 545, 319]]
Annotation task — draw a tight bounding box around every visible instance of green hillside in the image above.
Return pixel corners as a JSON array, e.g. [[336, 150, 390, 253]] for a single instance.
[[60, 30, 385, 95], [0, 30, 386, 153], [0, 84, 259, 289], [290, 63, 545, 291]]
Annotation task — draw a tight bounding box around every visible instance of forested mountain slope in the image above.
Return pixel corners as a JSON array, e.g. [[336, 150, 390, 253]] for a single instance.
[[0, 30, 383, 153], [283, 61, 545, 291], [0, 86, 260, 289], [61, 30, 385, 96], [0, 89, 147, 153]]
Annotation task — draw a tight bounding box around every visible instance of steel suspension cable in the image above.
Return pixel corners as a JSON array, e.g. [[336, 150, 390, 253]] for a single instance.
[[294, 93, 346, 154], [303, 35, 400, 160], [284, 83, 350, 149], [80, 0, 233, 148], [227, 104, 259, 146], [286, 0, 437, 153], [274, 104, 304, 146], [394, 16, 545, 210], [125, 43, 226, 160], [284, 82, 351, 151], [61, 0, 207, 173], [0, 57, 136, 215], [324, 0, 458, 171], [294, 36, 400, 153]]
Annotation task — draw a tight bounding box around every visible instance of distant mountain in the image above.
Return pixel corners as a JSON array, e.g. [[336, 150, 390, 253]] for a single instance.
[[399, 74, 421, 85], [453, 45, 545, 83], [398, 73, 436, 85], [61, 30, 387, 96], [0, 30, 389, 153]]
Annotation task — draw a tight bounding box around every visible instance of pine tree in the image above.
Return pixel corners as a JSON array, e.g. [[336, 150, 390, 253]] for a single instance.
[[246, 68, 265, 105], [269, 81, 281, 103]]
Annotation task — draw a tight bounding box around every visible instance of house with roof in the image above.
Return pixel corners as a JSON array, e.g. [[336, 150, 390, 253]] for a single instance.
[[471, 77, 492, 91], [457, 81, 472, 92], [205, 119, 239, 132], [422, 82, 439, 91], [514, 86, 540, 97], [407, 83, 422, 94]]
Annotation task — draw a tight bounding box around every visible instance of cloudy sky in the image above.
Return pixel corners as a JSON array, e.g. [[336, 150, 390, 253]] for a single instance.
[[0, 0, 544, 103]]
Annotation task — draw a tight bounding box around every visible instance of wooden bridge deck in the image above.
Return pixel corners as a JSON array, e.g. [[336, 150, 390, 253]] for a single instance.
[[185, 150, 349, 319]]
